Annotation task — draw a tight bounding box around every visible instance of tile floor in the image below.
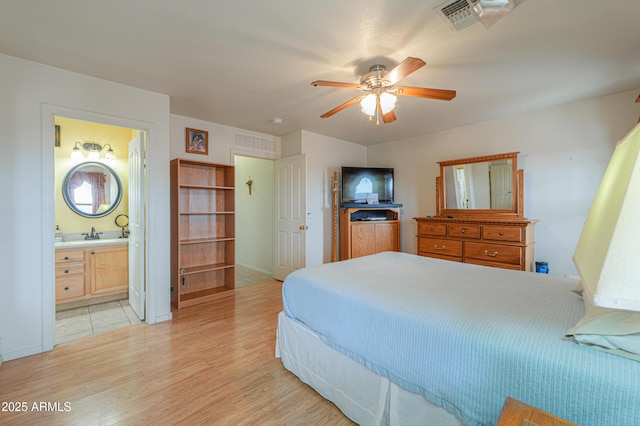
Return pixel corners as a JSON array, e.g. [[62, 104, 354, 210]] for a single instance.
[[235, 264, 273, 287], [56, 266, 273, 344], [56, 300, 143, 344]]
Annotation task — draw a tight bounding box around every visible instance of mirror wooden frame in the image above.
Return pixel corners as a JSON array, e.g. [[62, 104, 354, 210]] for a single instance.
[[435, 152, 524, 217]]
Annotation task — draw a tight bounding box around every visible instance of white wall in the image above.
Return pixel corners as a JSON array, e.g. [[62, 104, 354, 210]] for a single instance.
[[282, 130, 368, 265], [367, 89, 640, 276], [170, 115, 281, 276], [0, 53, 171, 362], [170, 115, 237, 165], [234, 155, 274, 274]]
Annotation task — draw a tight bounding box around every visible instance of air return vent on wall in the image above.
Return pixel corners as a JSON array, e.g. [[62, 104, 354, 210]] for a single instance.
[[437, 0, 518, 31], [234, 131, 280, 159]]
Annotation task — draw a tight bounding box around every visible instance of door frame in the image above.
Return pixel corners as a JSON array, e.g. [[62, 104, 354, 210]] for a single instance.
[[41, 104, 151, 350]]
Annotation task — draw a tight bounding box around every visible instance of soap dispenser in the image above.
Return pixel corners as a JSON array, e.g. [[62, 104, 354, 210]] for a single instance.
[[55, 225, 63, 242]]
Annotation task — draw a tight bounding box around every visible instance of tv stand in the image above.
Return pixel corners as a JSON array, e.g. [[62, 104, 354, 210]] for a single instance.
[[339, 205, 401, 260]]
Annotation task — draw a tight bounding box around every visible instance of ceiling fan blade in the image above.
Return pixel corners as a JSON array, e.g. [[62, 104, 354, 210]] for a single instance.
[[311, 80, 361, 89], [375, 96, 397, 124], [396, 86, 456, 101], [383, 57, 426, 86], [381, 109, 397, 124], [320, 96, 364, 118]]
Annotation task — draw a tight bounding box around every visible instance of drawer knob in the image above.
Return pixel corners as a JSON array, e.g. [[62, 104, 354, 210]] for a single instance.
[[64, 256, 70, 260], [460, 229, 465, 234], [64, 269, 69, 274], [64, 286, 69, 291], [434, 244, 446, 250], [483, 250, 499, 257], [499, 232, 504, 236]]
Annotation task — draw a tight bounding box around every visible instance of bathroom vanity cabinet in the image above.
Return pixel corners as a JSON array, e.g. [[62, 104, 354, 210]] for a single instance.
[[55, 243, 128, 304], [89, 245, 129, 296], [55, 248, 86, 302], [170, 159, 235, 309]]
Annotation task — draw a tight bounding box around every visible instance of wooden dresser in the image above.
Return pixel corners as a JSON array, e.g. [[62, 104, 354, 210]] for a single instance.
[[417, 151, 538, 272], [414, 216, 536, 271]]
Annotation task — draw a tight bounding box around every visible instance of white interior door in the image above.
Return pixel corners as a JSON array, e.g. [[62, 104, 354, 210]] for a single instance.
[[273, 154, 306, 281], [128, 132, 145, 320], [489, 163, 512, 209]]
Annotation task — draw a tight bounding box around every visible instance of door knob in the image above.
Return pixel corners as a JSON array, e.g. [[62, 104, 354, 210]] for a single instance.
[[299, 225, 309, 230]]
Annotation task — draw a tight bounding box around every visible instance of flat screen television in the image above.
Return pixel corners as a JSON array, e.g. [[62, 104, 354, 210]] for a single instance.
[[341, 166, 394, 204]]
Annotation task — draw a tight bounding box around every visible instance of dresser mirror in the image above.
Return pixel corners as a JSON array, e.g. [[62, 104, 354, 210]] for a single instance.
[[436, 152, 522, 217], [62, 162, 123, 218]]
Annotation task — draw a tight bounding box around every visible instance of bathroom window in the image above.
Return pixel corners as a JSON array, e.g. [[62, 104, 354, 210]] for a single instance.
[[73, 181, 94, 215]]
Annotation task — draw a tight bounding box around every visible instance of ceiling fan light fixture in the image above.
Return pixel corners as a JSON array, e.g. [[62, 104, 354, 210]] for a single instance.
[[313, 57, 455, 124], [360, 94, 377, 116], [379, 92, 397, 114]]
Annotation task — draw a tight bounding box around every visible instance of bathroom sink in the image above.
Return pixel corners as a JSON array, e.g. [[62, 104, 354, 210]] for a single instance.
[[55, 238, 128, 248]]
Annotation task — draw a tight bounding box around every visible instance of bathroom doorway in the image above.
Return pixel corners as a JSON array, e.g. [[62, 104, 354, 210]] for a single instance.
[[53, 116, 146, 343]]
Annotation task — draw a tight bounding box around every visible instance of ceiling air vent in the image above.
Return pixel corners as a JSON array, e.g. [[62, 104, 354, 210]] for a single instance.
[[437, 0, 519, 31], [437, 0, 480, 31]]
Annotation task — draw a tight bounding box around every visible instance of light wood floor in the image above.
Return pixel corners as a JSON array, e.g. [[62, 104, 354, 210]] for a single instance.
[[0, 280, 355, 425]]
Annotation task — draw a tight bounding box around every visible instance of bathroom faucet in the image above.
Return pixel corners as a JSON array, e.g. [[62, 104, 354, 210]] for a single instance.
[[82, 226, 102, 240]]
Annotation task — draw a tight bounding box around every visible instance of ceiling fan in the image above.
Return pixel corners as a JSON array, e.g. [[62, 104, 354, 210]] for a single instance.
[[311, 57, 456, 125]]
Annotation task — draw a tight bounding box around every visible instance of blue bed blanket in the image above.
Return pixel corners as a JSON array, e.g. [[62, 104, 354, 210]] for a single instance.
[[281, 252, 640, 426]]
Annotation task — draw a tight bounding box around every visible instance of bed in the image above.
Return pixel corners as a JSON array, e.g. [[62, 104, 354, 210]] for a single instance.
[[276, 251, 640, 425]]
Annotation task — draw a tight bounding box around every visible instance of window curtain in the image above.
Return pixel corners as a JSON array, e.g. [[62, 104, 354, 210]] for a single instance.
[[67, 171, 106, 213]]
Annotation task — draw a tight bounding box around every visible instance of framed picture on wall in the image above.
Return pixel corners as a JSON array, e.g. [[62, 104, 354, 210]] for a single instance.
[[186, 128, 208, 155], [55, 124, 61, 147]]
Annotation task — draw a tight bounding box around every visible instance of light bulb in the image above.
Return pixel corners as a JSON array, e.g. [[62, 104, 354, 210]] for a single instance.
[[379, 92, 397, 114], [360, 94, 377, 116], [71, 142, 84, 160]]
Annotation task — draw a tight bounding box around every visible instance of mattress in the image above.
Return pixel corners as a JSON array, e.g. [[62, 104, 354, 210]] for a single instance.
[[280, 252, 640, 425]]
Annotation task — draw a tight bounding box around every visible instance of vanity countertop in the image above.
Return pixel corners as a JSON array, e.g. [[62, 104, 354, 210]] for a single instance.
[[55, 238, 128, 249]]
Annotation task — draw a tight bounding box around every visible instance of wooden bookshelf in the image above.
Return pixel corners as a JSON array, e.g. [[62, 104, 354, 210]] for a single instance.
[[171, 159, 235, 309]]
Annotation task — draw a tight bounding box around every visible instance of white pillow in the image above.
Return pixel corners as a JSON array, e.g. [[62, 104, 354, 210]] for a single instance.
[[565, 301, 640, 361]]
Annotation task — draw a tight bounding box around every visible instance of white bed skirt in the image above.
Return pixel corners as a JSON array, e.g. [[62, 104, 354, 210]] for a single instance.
[[276, 312, 463, 426]]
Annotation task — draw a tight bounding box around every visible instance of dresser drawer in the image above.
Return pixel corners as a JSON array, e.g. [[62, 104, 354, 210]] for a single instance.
[[447, 224, 481, 239], [417, 222, 446, 236], [418, 237, 462, 257], [56, 276, 85, 301], [55, 249, 84, 263], [465, 242, 522, 266], [483, 225, 522, 242]]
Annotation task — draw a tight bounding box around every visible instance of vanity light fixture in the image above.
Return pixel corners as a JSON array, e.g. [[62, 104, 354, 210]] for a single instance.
[[103, 144, 116, 160], [71, 142, 84, 160], [70, 141, 116, 160]]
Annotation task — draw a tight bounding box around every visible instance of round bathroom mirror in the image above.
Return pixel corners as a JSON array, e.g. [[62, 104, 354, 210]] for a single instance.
[[115, 213, 129, 228], [62, 162, 123, 218]]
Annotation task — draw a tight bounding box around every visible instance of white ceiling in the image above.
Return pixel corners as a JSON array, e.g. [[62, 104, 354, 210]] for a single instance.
[[1, 0, 639, 146]]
